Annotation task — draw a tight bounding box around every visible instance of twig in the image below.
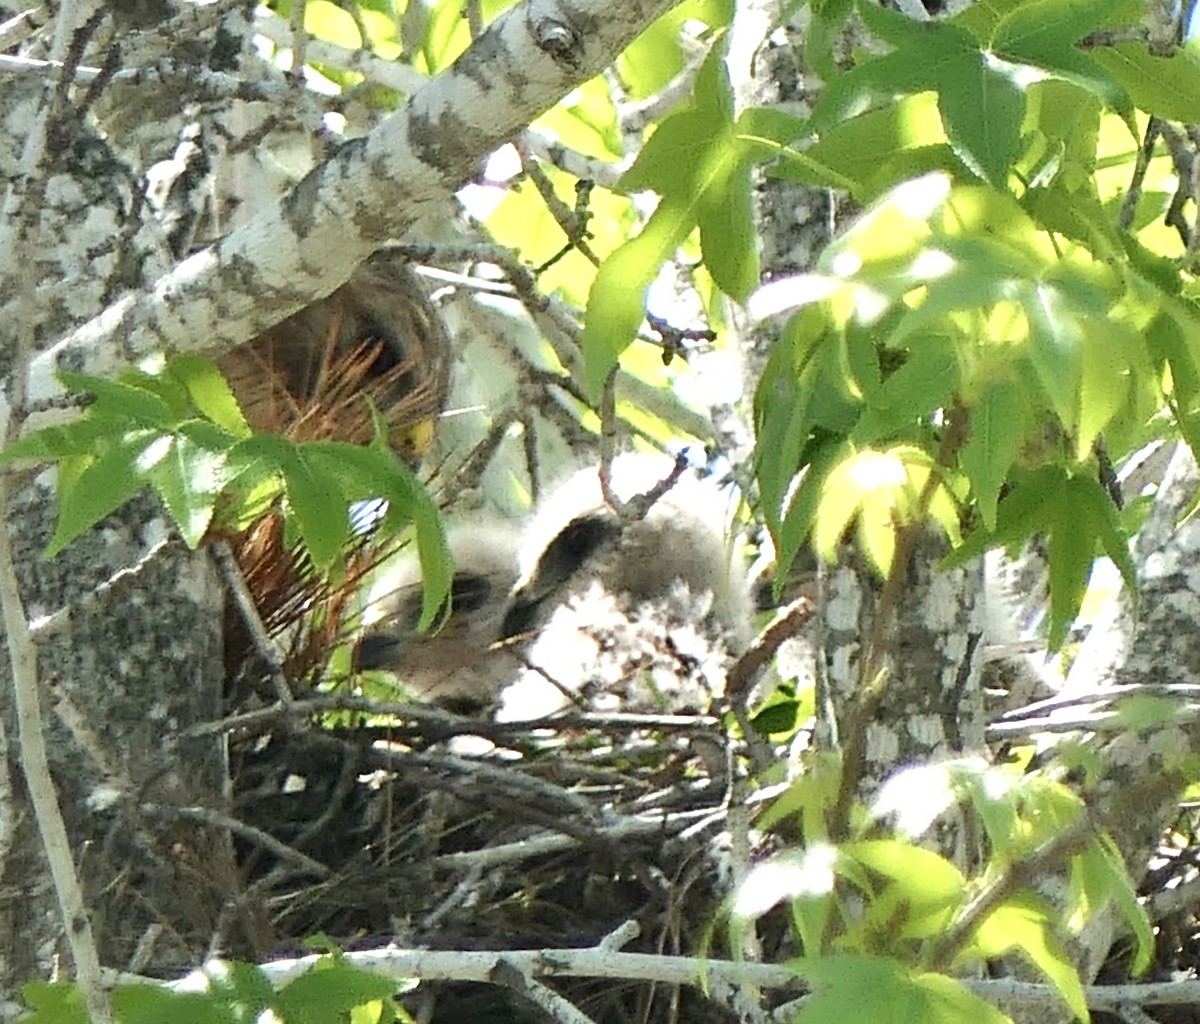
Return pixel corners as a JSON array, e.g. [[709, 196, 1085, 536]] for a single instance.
[[520, 128, 626, 189], [288, 0, 308, 89], [430, 809, 715, 872], [253, 8, 428, 96], [619, 57, 703, 134], [28, 537, 174, 640], [726, 597, 817, 710], [599, 919, 641, 950], [829, 413, 967, 840], [140, 803, 330, 878], [0, 5, 47, 49], [101, 942, 1200, 1016], [0, 53, 298, 102], [493, 959, 600, 1024], [518, 144, 601, 269], [0, 0, 113, 1017], [1117, 117, 1160, 235], [212, 540, 295, 707]]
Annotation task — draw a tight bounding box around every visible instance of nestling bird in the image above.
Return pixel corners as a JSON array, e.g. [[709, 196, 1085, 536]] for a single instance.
[[497, 454, 752, 721], [214, 251, 453, 692], [356, 526, 523, 711], [355, 455, 752, 719]]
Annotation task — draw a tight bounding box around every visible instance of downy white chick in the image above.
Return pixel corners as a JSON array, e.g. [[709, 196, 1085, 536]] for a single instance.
[[356, 526, 522, 711], [497, 454, 752, 721]]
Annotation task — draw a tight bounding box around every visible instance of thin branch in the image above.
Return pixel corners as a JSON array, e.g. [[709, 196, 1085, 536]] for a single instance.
[[829, 412, 968, 841], [253, 8, 429, 96], [0, 5, 48, 49], [211, 540, 295, 707], [140, 803, 330, 878], [0, 0, 112, 1018], [100, 944, 1200, 1016], [0, 53, 298, 103], [493, 959, 600, 1024], [28, 537, 174, 640], [520, 128, 626, 189]]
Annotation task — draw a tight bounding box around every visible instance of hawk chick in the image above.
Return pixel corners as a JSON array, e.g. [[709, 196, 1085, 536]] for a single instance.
[[497, 455, 751, 721], [357, 526, 522, 711]]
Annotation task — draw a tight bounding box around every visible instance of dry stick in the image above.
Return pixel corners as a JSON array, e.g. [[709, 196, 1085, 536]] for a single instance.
[[1117, 117, 1160, 232], [0, 5, 47, 49], [0, 0, 112, 1019], [211, 540, 295, 707], [492, 959, 601, 1024], [253, 9, 427, 95], [518, 144, 601, 269], [0, 507, 115, 1024]]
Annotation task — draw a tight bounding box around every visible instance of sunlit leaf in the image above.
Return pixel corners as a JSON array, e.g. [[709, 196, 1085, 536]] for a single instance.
[[960, 378, 1029, 531], [974, 893, 1088, 1022]]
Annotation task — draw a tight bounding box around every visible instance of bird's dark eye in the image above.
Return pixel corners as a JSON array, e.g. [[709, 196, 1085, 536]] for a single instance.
[[537, 514, 620, 589], [395, 571, 494, 629], [450, 573, 492, 612]]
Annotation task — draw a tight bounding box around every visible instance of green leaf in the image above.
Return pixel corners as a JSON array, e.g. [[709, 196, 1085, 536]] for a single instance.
[[852, 336, 960, 445], [1022, 281, 1083, 436], [46, 432, 157, 557], [0, 417, 113, 463], [587, 45, 761, 392], [1046, 476, 1096, 650], [582, 198, 694, 398], [941, 464, 1066, 568], [143, 434, 226, 548], [777, 441, 848, 586], [57, 371, 174, 428], [791, 954, 945, 1024], [960, 378, 1029, 531], [18, 981, 86, 1024], [974, 892, 1088, 1022], [1067, 473, 1138, 624], [303, 440, 451, 629], [279, 446, 350, 571], [937, 56, 1024, 186], [1092, 834, 1154, 975], [1090, 43, 1200, 123], [701, 124, 758, 300], [808, 3, 1026, 186], [113, 986, 238, 1024], [912, 973, 1012, 1024], [271, 959, 398, 1024], [991, 0, 1133, 123], [806, 0, 854, 80], [845, 840, 966, 940], [167, 355, 252, 437], [794, 92, 951, 201]]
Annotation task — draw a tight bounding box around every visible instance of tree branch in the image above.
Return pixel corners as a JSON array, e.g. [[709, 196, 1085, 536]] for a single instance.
[[17, 0, 685, 429]]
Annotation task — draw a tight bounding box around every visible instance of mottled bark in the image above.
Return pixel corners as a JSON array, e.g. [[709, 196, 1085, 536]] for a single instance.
[[0, 0, 687, 1003]]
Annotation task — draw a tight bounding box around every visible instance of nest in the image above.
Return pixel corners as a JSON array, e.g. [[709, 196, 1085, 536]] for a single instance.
[[212, 253, 451, 694], [219, 707, 745, 1024], [217, 251, 451, 458], [197, 565, 751, 1023]]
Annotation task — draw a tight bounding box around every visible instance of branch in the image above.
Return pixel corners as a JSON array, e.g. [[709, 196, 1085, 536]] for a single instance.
[[253, 9, 429, 97], [111, 946, 1200, 1016], [16, 0, 686, 429]]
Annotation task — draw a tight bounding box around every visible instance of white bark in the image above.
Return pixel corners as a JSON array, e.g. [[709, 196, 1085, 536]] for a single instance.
[[18, 0, 683, 426]]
